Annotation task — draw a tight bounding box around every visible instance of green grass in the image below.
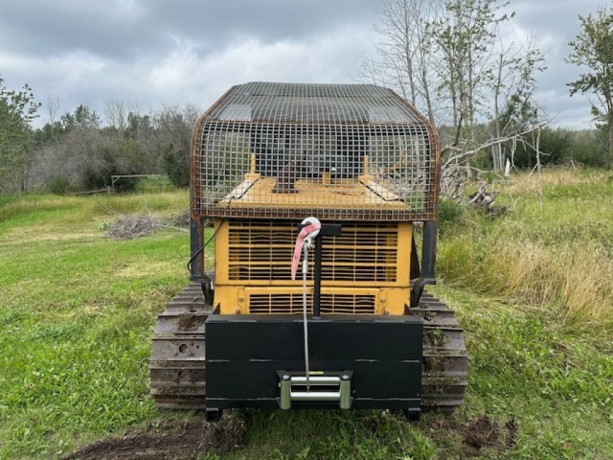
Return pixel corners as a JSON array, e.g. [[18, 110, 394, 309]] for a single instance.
[[0, 170, 612, 459], [0, 191, 189, 458]]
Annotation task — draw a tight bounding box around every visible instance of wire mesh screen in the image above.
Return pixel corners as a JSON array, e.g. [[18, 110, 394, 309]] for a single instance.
[[192, 82, 439, 221]]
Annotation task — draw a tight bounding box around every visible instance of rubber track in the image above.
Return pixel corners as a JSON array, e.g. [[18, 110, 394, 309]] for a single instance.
[[149, 284, 468, 411]]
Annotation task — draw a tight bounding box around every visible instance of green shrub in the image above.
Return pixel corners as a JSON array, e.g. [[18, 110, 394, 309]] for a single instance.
[[438, 197, 465, 231], [48, 176, 72, 195]]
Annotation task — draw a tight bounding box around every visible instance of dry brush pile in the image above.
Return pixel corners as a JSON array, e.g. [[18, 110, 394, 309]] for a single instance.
[[104, 209, 190, 240]]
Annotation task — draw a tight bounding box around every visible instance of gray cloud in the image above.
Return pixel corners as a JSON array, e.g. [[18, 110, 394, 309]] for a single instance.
[[0, 0, 603, 129], [0, 0, 379, 59]]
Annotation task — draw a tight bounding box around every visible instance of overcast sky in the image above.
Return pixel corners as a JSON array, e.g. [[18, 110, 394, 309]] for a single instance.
[[0, 0, 605, 129]]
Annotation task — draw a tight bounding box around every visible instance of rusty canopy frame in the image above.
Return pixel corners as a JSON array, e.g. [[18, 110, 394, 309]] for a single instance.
[[190, 82, 440, 222]]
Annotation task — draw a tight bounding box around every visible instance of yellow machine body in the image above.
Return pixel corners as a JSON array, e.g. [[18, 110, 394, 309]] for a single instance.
[[213, 169, 413, 316]]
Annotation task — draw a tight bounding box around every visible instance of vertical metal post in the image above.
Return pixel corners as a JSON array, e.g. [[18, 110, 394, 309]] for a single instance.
[[313, 234, 323, 317], [410, 220, 437, 308], [410, 226, 421, 280], [340, 375, 352, 409], [296, 222, 342, 317], [421, 221, 437, 279], [189, 216, 204, 279], [279, 375, 291, 409]]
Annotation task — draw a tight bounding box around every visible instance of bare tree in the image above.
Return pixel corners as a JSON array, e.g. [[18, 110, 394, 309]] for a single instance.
[[34, 122, 108, 191], [45, 95, 61, 125], [534, 125, 543, 212], [361, 0, 440, 122], [104, 98, 137, 131], [364, 0, 547, 199]]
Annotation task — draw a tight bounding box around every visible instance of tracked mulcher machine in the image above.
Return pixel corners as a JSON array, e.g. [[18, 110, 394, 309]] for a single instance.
[[150, 82, 467, 420]]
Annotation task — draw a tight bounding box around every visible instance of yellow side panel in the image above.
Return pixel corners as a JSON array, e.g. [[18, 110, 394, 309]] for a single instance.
[[214, 219, 229, 283], [396, 222, 412, 284]]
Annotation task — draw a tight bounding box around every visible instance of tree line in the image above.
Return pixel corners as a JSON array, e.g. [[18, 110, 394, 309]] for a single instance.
[[1, 0, 612, 196], [0, 88, 198, 195], [35, 101, 198, 194]]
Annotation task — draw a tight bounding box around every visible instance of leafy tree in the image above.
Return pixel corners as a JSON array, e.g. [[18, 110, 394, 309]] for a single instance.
[[508, 127, 603, 168], [126, 112, 153, 141], [35, 121, 65, 145], [567, 5, 613, 164], [0, 76, 40, 194], [33, 102, 199, 193], [155, 105, 199, 187], [491, 39, 545, 170], [432, 0, 513, 135], [61, 104, 101, 131]]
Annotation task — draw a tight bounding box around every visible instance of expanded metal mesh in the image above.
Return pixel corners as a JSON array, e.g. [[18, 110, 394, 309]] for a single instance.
[[192, 82, 439, 221]]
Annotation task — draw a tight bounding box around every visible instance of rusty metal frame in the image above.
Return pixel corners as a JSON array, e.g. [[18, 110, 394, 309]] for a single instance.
[[190, 82, 441, 222]]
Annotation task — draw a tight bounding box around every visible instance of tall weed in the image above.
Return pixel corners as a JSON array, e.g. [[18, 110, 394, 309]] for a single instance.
[[439, 168, 613, 332]]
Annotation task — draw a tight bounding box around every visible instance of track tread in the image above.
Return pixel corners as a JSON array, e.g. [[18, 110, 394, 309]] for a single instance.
[[414, 292, 468, 411], [149, 283, 209, 409]]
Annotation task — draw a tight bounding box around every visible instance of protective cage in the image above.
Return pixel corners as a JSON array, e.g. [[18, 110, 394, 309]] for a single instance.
[[191, 82, 440, 221]]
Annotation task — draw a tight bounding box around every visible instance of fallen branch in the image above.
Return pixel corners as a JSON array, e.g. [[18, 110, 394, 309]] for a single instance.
[[441, 123, 546, 170], [469, 183, 499, 209], [440, 123, 546, 202], [467, 181, 507, 218]]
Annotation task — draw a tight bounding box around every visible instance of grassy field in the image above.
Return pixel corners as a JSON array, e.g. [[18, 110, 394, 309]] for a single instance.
[[0, 168, 612, 459]]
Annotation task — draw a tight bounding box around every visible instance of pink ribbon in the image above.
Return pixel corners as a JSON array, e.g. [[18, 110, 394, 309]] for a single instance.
[[291, 222, 321, 280]]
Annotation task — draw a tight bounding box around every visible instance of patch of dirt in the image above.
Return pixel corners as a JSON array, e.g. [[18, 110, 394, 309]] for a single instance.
[[462, 415, 517, 456], [63, 413, 244, 460], [115, 261, 174, 278], [420, 413, 517, 458], [2, 230, 100, 245], [177, 313, 205, 331]]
